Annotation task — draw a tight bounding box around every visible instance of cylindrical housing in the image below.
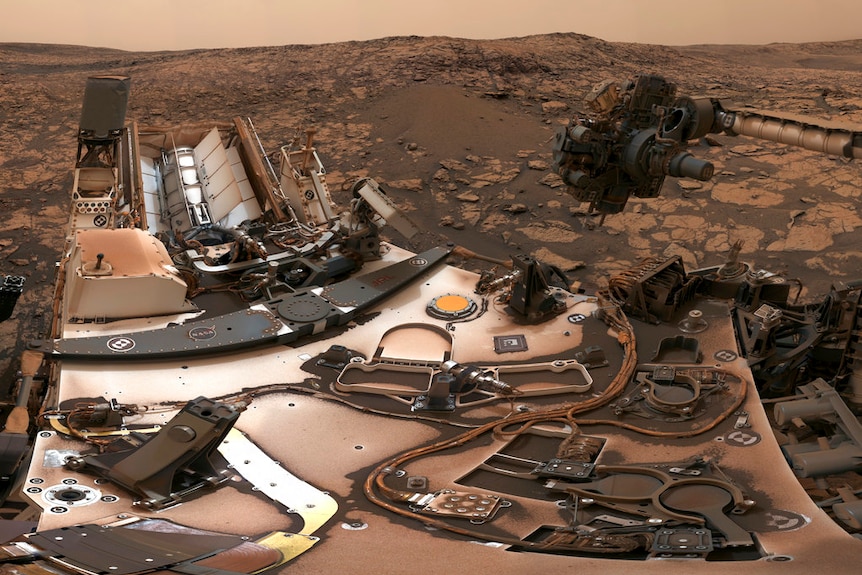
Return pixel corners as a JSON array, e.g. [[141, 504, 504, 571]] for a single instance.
[[774, 396, 833, 425], [789, 442, 862, 477], [845, 368, 862, 407], [834, 499, 862, 530], [565, 170, 590, 188], [725, 110, 861, 159], [667, 152, 714, 181]]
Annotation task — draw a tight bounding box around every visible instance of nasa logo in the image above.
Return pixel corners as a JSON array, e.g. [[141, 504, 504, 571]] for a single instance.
[[189, 326, 217, 341]]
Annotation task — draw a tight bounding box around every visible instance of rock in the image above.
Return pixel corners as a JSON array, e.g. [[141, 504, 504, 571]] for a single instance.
[[439, 215, 455, 227], [440, 158, 469, 171], [432, 168, 450, 182], [730, 144, 762, 155], [767, 225, 834, 252], [473, 168, 520, 184], [503, 203, 528, 214], [527, 160, 549, 170], [481, 213, 510, 232], [405, 142, 419, 151], [532, 247, 585, 272], [9, 258, 29, 266], [711, 182, 783, 207], [541, 101, 569, 113], [703, 134, 723, 146], [387, 178, 424, 192], [517, 221, 581, 243], [461, 205, 482, 226], [677, 180, 702, 191], [451, 222, 465, 230], [662, 242, 699, 270], [663, 214, 706, 231], [538, 173, 565, 188], [457, 191, 480, 202]]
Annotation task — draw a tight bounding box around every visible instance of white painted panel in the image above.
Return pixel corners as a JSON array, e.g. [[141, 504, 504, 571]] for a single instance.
[[143, 190, 159, 214], [221, 197, 262, 228], [238, 179, 256, 201], [196, 129, 243, 223], [194, 127, 222, 163]]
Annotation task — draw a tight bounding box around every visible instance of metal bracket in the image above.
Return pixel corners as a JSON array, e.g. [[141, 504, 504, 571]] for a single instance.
[[65, 396, 243, 509], [412, 489, 506, 523], [534, 459, 595, 481], [650, 527, 714, 557]]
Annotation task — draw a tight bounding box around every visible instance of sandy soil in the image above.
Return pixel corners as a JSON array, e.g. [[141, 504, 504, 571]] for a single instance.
[[0, 34, 861, 387]]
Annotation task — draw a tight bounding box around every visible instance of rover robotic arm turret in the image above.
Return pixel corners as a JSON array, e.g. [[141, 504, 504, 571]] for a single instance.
[[552, 74, 862, 218]]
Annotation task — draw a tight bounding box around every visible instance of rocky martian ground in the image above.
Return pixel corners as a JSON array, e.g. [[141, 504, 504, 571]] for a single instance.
[[1, 34, 861, 386]]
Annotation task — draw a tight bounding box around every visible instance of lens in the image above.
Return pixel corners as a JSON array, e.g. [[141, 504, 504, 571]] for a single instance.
[[668, 152, 714, 181]]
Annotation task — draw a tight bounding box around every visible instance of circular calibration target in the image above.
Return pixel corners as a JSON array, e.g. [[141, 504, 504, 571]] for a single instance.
[[426, 294, 478, 320], [278, 295, 331, 323]]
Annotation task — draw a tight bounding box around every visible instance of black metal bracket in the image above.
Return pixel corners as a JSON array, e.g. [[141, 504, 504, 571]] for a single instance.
[[65, 396, 243, 509]]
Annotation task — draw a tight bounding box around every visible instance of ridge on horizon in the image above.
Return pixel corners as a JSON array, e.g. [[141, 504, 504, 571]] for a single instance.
[[2, 32, 862, 56]]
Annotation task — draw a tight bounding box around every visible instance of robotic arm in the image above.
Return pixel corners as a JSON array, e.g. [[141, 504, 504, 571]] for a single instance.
[[552, 74, 862, 219]]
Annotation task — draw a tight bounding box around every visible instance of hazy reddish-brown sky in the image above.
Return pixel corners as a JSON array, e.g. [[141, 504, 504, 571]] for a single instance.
[[4, 0, 860, 51]]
